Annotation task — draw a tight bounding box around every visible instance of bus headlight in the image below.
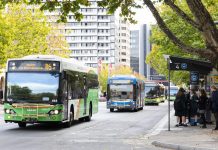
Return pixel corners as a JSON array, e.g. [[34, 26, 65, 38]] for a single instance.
[[48, 110, 61, 115], [54, 110, 59, 115], [5, 109, 10, 114], [5, 109, 16, 114], [10, 109, 16, 114]]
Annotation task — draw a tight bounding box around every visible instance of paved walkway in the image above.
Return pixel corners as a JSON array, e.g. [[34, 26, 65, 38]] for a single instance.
[[149, 111, 218, 150]]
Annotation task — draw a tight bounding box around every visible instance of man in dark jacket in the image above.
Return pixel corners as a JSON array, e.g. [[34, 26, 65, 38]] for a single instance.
[[211, 85, 218, 130]]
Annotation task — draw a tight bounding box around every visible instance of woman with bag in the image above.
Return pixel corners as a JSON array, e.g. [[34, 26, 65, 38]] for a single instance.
[[174, 88, 187, 127]]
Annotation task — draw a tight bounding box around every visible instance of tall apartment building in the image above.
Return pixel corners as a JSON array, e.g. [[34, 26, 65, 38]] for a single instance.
[[129, 24, 157, 79], [114, 10, 131, 66], [44, 1, 115, 68], [130, 30, 139, 73]]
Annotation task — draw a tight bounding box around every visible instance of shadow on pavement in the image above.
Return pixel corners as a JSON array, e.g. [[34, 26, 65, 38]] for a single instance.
[[4, 120, 87, 132]]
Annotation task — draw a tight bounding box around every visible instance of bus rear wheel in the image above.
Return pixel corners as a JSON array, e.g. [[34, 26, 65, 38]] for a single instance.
[[110, 108, 114, 112], [18, 122, 26, 128], [85, 104, 92, 122]]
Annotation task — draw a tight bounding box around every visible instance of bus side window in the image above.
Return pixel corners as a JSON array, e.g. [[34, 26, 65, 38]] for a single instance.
[[67, 74, 72, 100]]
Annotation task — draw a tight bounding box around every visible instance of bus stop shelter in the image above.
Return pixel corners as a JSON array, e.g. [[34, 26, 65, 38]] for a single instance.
[[165, 55, 213, 131]]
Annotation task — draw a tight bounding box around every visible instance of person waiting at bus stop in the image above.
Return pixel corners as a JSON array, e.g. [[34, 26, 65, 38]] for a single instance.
[[211, 85, 218, 130], [174, 88, 187, 127], [198, 89, 208, 128], [190, 89, 199, 126]]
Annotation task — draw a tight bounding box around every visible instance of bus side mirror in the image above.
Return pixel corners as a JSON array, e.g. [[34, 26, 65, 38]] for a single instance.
[[0, 90, 3, 99]]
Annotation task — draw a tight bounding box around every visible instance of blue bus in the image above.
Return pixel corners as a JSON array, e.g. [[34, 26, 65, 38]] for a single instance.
[[106, 75, 145, 112]]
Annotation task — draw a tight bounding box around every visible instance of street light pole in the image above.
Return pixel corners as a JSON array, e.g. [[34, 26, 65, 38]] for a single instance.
[[167, 58, 171, 131], [163, 54, 171, 131]]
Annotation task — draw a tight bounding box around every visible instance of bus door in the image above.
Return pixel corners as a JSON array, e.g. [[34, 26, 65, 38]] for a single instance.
[[62, 73, 68, 120], [83, 75, 87, 115]]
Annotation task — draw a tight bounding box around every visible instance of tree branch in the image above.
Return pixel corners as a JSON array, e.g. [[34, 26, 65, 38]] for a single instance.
[[164, 0, 202, 31], [143, 0, 217, 62]]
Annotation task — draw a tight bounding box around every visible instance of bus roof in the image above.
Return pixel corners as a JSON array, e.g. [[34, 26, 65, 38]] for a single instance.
[[6, 55, 97, 74]]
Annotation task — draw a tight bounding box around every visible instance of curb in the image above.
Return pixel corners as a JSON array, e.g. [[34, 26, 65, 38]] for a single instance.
[[152, 141, 216, 150]]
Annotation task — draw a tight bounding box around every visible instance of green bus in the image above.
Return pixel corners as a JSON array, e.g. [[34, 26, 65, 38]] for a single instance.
[[3, 55, 99, 128], [144, 81, 165, 105]]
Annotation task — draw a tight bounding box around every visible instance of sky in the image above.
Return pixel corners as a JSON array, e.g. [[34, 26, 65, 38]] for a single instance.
[[130, 6, 156, 30]]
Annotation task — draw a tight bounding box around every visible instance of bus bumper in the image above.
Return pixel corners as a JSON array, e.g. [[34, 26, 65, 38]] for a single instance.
[[4, 114, 63, 124], [107, 100, 136, 109]]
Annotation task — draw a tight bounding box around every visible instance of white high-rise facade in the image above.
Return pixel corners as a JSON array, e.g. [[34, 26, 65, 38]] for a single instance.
[[114, 10, 131, 66], [44, 1, 115, 68]]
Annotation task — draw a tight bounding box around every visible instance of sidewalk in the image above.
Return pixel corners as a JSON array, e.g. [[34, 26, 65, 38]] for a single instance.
[[149, 112, 218, 150]]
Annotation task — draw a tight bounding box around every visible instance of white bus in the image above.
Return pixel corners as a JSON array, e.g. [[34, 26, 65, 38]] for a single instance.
[[3, 55, 99, 128]]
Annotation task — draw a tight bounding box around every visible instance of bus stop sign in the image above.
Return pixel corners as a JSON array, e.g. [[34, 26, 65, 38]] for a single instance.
[[170, 63, 188, 70], [190, 71, 199, 85]]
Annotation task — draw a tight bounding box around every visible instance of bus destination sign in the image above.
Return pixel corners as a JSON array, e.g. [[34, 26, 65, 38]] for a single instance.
[[110, 80, 131, 84], [8, 60, 60, 72]]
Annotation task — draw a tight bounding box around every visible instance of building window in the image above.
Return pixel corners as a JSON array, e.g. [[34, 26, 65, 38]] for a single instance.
[[121, 52, 126, 55]]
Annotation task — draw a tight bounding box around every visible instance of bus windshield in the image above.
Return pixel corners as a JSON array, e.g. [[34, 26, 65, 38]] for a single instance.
[[7, 72, 59, 103], [110, 84, 133, 100], [145, 85, 162, 98]]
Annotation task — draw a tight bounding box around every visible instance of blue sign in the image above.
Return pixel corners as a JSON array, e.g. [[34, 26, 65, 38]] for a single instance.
[[181, 63, 188, 70], [191, 75, 198, 81], [190, 71, 199, 85]]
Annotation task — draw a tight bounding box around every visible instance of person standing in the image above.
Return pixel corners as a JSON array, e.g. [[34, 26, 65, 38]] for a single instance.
[[211, 85, 218, 130], [205, 97, 212, 124], [185, 87, 191, 123], [174, 88, 187, 127], [198, 89, 208, 128], [190, 89, 199, 126]]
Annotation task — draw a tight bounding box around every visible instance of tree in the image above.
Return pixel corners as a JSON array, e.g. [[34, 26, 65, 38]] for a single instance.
[[98, 64, 109, 93], [3, 0, 217, 68], [111, 65, 133, 76], [0, 3, 70, 69], [146, 1, 216, 85], [98, 64, 145, 92]]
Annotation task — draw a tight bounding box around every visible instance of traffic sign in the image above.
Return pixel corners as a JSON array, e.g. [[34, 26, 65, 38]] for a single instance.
[[190, 71, 199, 85]]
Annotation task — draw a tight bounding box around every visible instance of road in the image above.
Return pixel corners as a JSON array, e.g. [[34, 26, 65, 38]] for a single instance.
[[0, 102, 169, 150]]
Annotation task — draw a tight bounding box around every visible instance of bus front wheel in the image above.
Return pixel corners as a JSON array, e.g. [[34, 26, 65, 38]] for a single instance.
[[65, 111, 74, 127], [18, 122, 26, 128]]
